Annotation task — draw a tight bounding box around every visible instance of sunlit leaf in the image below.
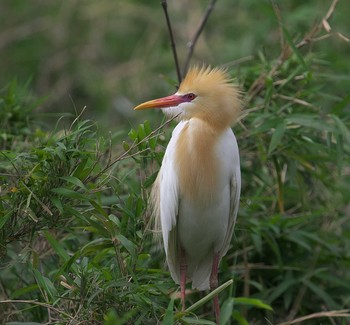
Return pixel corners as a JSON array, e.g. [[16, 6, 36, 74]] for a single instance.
[[233, 297, 273, 311]]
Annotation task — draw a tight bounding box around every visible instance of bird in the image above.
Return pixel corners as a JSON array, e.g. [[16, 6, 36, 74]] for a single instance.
[[134, 66, 241, 324]]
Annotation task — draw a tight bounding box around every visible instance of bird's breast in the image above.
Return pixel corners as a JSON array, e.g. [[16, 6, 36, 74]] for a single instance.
[[174, 119, 227, 205]]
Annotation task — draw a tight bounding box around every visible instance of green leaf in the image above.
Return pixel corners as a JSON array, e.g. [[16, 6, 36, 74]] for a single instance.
[[103, 309, 120, 325], [264, 76, 274, 104], [135, 197, 144, 218], [90, 199, 109, 217], [43, 230, 69, 261], [143, 120, 157, 150], [116, 234, 136, 256], [32, 268, 57, 300], [267, 278, 299, 304], [268, 121, 286, 155], [331, 94, 350, 115], [233, 297, 273, 311], [331, 114, 350, 144], [286, 115, 333, 132], [10, 284, 39, 299], [163, 298, 174, 325], [251, 117, 281, 134], [81, 238, 113, 254], [144, 171, 158, 188], [51, 187, 86, 200], [232, 311, 249, 325], [282, 26, 307, 69], [60, 175, 86, 190], [137, 124, 146, 140], [108, 214, 121, 227], [304, 280, 339, 309], [50, 197, 64, 213], [277, 65, 304, 90], [0, 211, 11, 229], [286, 230, 312, 251], [73, 157, 90, 179], [123, 141, 130, 151], [143, 120, 152, 135], [221, 298, 234, 325], [263, 231, 283, 267], [128, 128, 138, 141]]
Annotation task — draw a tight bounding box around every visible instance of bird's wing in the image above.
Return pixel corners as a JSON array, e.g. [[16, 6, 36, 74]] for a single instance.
[[221, 130, 241, 258], [157, 121, 187, 284]]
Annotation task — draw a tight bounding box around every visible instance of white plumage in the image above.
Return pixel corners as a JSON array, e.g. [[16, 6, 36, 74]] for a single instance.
[[157, 119, 240, 290]]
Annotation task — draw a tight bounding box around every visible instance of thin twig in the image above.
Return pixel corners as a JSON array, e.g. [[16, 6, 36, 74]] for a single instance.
[[276, 309, 350, 325], [183, 0, 218, 76], [273, 74, 305, 86], [68, 105, 87, 133], [221, 55, 254, 69], [160, 0, 182, 84], [273, 94, 315, 108], [324, 0, 339, 21], [0, 299, 74, 320]]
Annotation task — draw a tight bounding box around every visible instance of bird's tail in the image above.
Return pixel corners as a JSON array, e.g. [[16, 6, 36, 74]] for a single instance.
[[148, 171, 162, 245]]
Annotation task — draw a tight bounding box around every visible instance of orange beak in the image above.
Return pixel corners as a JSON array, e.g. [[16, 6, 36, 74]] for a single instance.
[[134, 94, 184, 110]]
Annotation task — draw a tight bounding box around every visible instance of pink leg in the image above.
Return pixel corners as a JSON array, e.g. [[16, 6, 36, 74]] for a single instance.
[[210, 253, 220, 324], [180, 249, 187, 311]]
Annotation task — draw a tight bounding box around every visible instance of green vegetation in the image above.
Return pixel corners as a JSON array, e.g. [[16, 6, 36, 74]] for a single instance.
[[0, 1, 349, 324]]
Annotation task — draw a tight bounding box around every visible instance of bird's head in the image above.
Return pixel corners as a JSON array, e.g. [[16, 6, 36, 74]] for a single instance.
[[134, 66, 242, 129]]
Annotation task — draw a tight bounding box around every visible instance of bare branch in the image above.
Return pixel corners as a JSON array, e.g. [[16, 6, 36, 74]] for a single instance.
[[324, 0, 339, 21], [336, 32, 350, 42], [273, 94, 315, 108], [160, 0, 182, 84], [183, 0, 218, 76], [221, 55, 254, 68], [0, 299, 74, 320], [276, 309, 350, 325]]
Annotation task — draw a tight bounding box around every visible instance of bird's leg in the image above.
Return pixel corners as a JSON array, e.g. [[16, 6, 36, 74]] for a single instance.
[[180, 248, 187, 311], [210, 253, 220, 324]]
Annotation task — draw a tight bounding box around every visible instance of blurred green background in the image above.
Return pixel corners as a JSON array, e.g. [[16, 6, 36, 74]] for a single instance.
[[1, 1, 350, 324], [1, 0, 349, 128]]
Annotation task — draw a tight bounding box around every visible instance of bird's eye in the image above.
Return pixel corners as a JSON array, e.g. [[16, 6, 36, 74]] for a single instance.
[[183, 93, 197, 102]]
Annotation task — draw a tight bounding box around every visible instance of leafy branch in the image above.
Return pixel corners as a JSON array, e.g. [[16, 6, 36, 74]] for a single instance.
[[247, 0, 348, 102], [88, 113, 180, 182]]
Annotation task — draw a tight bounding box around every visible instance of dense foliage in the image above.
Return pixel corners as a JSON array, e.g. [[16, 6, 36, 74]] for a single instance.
[[0, 1, 349, 324]]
